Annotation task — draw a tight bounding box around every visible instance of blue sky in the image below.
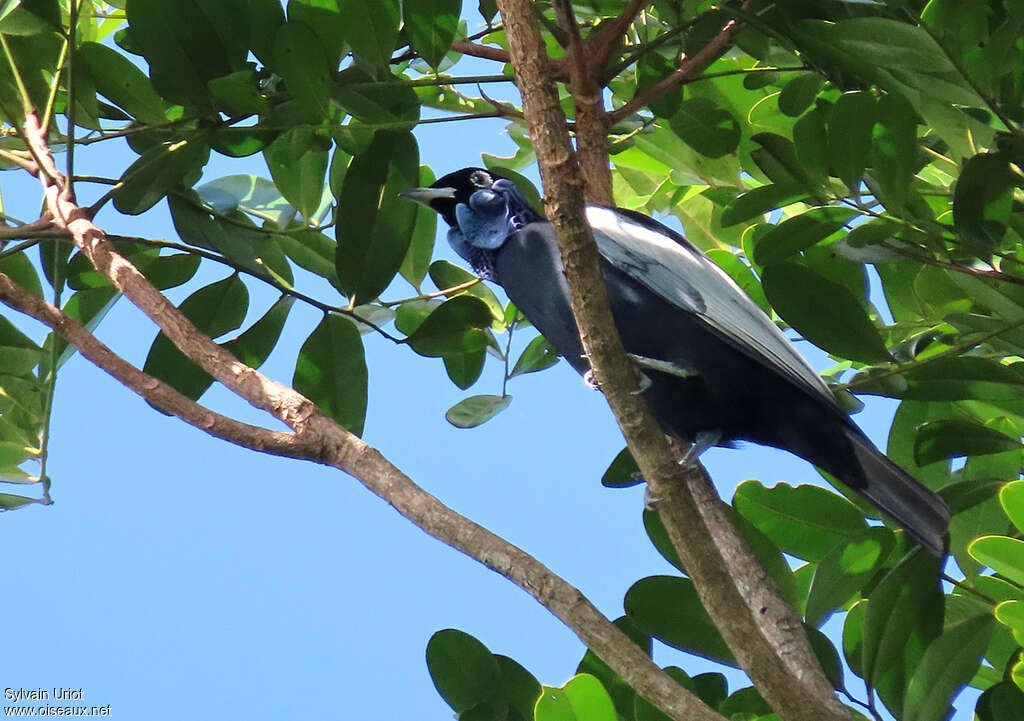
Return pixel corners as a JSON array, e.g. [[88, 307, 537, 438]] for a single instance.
[[0, 8, 976, 721]]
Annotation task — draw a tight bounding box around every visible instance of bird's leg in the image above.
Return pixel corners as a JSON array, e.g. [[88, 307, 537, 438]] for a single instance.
[[627, 353, 699, 380], [679, 429, 721, 468]]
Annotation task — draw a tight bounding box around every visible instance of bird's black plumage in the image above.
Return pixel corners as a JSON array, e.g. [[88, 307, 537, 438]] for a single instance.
[[402, 167, 951, 554]]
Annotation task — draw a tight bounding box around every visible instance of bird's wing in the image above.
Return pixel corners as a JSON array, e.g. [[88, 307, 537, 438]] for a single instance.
[[586, 205, 835, 403]]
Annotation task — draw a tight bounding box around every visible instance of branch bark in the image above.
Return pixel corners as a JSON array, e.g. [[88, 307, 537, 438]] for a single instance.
[[493, 2, 852, 721], [13, 110, 728, 721]]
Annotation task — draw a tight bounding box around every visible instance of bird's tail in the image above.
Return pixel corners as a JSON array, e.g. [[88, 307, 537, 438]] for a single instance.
[[843, 427, 951, 555]]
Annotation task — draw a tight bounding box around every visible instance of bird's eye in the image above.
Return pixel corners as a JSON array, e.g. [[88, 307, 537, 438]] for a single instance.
[[469, 170, 492, 188]]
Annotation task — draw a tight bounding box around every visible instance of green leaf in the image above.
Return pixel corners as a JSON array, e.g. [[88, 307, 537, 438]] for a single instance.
[[778, 73, 824, 117], [580, 617, 652, 721], [862, 549, 943, 715], [792, 109, 830, 189], [77, 41, 166, 123], [405, 296, 492, 358], [336, 131, 419, 303], [425, 629, 501, 713], [399, 165, 437, 290], [273, 21, 332, 123], [445, 394, 511, 429], [142, 275, 249, 401], [749, 132, 815, 189], [761, 262, 890, 363], [903, 614, 993, 721], [668, 98, 740, 159], [278, 229, 341, 289], [0, 493, 36, 509], [336, 0, 399, 68], [510, 335, 559, 378], [443, 346, 486, 390], [954, 153, 1016, 252], [247, 0, 285, 67], [224, 296, 294, 368], [429, 260, 503, 324], [125, 0, 247, 109], [287, 0, 345, 66], [207, 69, 270, 115], [969, 536, 1024, 586], [829, 91, 876, 191], [495, 655, 541, 721], [976, 682, 1024, 721], [845, 218, 901, 248], [720, 182, 808, 227], [870, 92, 918, 211], [733, 481, 868, 562], [805, 526, 895, 626], [197, 175, 298, 227], [404, 0, 460, 68], [624, 576, 735, 666], [1000, 481, 1024, 535], [293, 314, 367, 436], [113, 141, 210, 215], [752, 207, 855, 265], [264, 127, 329, 222], [0, 251, 43, 299], [600, 447, 641, 488], [535, 675, 617, 721], [855, 357, 1024, 401], [913, 420, 1023, 466]]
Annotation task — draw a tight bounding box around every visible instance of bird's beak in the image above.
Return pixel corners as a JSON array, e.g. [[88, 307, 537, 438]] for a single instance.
[[399, 186, 456, 207]]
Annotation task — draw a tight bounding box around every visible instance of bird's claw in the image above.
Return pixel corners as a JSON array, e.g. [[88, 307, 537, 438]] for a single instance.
[[678, 430, 721, 468], [644, 485, 662, 510], [632, 372, 652, 394], [583, 369, 600, 391]]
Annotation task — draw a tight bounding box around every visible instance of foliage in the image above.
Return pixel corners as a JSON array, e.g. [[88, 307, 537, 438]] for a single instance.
[[0, 1, 1023, 720]]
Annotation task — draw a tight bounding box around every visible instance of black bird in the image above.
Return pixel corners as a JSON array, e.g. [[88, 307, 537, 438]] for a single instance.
[[402, 167, 950, 554]]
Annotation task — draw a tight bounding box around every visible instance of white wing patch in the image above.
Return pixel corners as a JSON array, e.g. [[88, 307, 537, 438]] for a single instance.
[[586, 206, 834, 403]]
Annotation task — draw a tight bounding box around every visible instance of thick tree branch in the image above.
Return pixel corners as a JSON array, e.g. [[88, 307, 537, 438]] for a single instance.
[[493, 2, 852, 720], [584, 0, 648, 72], [15, 108, 728, 721], [553, 0, 614, 205], [0, 274, 305, 458]]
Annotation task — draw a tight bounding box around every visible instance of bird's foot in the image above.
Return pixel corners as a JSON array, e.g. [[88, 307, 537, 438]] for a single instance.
[[633, 371, 652, 395], [627, 354, 698, 380], [583, 369, 600, 391], [643, 484, 662, 510], [678, 430, 721, 468]]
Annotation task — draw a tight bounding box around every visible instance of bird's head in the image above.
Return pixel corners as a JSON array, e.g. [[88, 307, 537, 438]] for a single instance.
[[401, 167, 541, 280]]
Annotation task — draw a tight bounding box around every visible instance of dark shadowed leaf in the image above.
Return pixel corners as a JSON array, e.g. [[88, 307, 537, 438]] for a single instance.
[[443, 347, 486, 389], [913, 419, 1023, 466], [125, 0, 247, 109], [445, 394, 511, 428], [953, 153, 1016, 252], [762, 262, 890, 363], [293, 314, 367, 435], [247, 0, 285, 67], [720, 182, 809, 227], [264, 127, 330, 221], [142, 275, 249, 402], [287, 0, 346, 66], [405, 295, 493, 357], [336, 0, 399, 68], [668, 98, 740, 159], [429, 260, 503, 323], [405, 0, 460, 68], [862, 549, 944, 715], [77, 41, 166, 123], [854, 357, 1024, 401], [273, 21, 332, 123], [903, 614, 993, 721], [752, 208, 855, 264], [399, 166, 437, 290], [778, 73, 824, 117], [224, 296, 294, 368], [792, 108, 830, 190], [871, 92, 918, 211], [495, 655, 540, 721], [336, 131, 419, 303], [601, 447, 641, 488], [113, 141, 210, 215], [580, 617, 652, 721], [829, 91, 876, 191], [426, 629, 501, 713], [624, 576, 735, 666]]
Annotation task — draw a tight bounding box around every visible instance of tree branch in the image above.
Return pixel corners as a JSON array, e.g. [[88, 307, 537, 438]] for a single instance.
[[15, 106, 729, 721], [607, 5, 749, 125], [493, 1, 852, 720]]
